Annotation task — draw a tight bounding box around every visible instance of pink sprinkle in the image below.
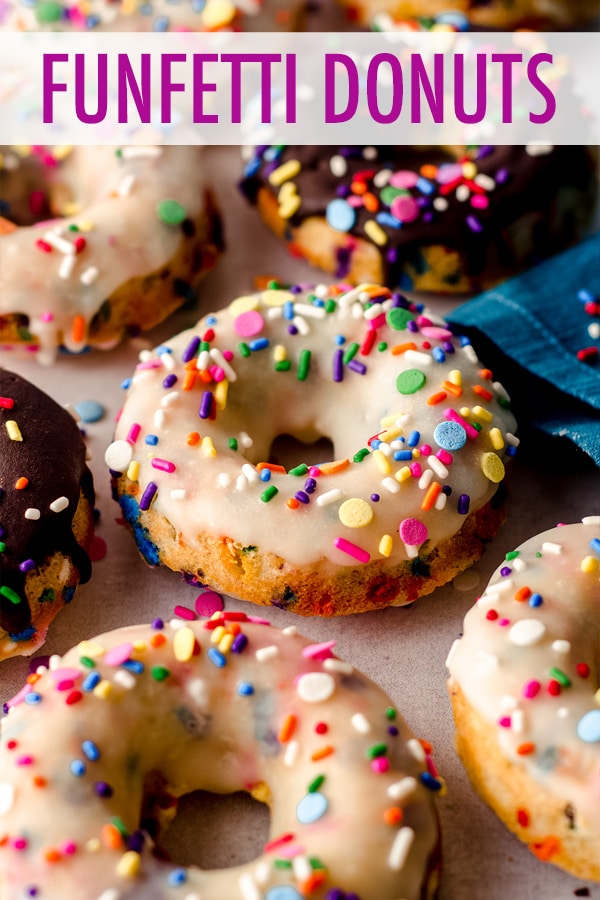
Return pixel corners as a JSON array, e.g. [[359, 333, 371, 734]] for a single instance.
[[127, 423, 141, 444], [409, 462, 423, 478], [498, 716, 512, 728], [50, 667, 82, 684], [55, 679, 75, 692], [136, 360, 163, 371], [368, 313, 386, 330], [522, 680, 541, 699], [420, 325, 453, 341], [425, 754, 439, 777], [13, 838, 28, 851], [233, 310, 264, 338], [36, 239, 52, 253], [246, 615, 272, 625], [17, 756, 34, 766], [174, 604, 196, 621], [277, 843, 306, 859], [209, 365, 225, 383], [302, 640, 336, 660], [104, 643, 133, 667], [61, 841, 78, 855], [419, 444, 432, 456], [371, 757, 390, 774], [6, 684, 33, 709], [436, 449, 453, 466], [444, 408, 479, 440], [399, 517, 429, 546], [194, 590, 224, 618], [40, 311, 54, 323], [390, 194, 419, 223], [308, 466, 321, 477], [334, 537, 371, 564], [347, 195, 364, 208], [223, 349, 234, 361], [498, 618, 510, 627], [151, 458, 176, 473], [389, 170, 419, 189], [88, 535, 107, 562], [471, 195, 489, 210]]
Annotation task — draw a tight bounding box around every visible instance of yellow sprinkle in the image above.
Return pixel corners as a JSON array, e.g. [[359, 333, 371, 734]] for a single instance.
[[338, 498, 374, 528], [581, 555, 599, 574], [261, 289, 294, 307], [489, 427, 505, 450], [214, 380, 228, 411], [268, 158, 301, 186], [472, 405, 493, 423], [228, 295, 260, 317], [74, 219, 94, 232], [201, 436, 216, 458], [273, 344, 287, 363], [395, 466, 412, 483], [201, 0, 236, 28], [218, 632, 234, 654], [93, 680, 113, 700], [481, 452, 505, 483], [62, 201, 80, 217], [250, 781, 271, 804], [380, 412, 404, 427], [278, 196, 301, 219], [116, 851, 141, 879], [448, 369, 462, 386], [372, 449, 391, 474], [85, 838, 101, 853], [462, 161, 477, 179], [364, 219, 388, 246], [459, 407, 472, 419], [379, 427, 402, 442], [210, 610, 222, 621], [5, 421, 22, 441], [278, 181, 297, 202], [173, 626, 195, 662], [132, 640, 147, 654], [127, 460, 140, 482], [52, 145, 72, 161], [77, 640, 105, 658], [379, 534, 393, 557], [211, 625, 226, 645]]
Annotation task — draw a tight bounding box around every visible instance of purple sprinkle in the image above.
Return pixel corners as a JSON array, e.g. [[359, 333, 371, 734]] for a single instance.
[[347, 359, 367, 375], [466, 215, 483, 233], [295, 491, 310, 504], [287, 324, 298, 335], [152, 618, 164, 630], [199, 391, 213, 420], [457, 494, 470, 515], [388, 725, 399, 736], [162, 373, 177, 389], [290, 284, 303, 294], [139, 482, 157, 511], [332, 348, 344, 382], [500, 566, 512, 578], [495, 167, 510, 185], [370, 493, 380, 502], [19, 559, 35, 573], [304, 478, 317, 494], [181, 336, 200, 364], [94, 781, 114, 798], [407, 320, 419, 333], [127, 831, 146, 853], [231, 633, 248, 654]]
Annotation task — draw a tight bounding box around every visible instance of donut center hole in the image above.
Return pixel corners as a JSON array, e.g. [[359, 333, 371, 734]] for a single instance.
[[158, 789, 271, 870], [0, 148, 75, 226], [268, 434, 335, 470]]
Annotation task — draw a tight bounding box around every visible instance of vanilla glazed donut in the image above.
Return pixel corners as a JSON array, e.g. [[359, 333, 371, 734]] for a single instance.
[[0, 146, 223, 364], [0, 370, 95, 661], [0, 0, 302, 32], [239, 145, 597, 295], [106, 281, 518, 616], [447, 518, 600, 881], [0, 616, 444, 899]]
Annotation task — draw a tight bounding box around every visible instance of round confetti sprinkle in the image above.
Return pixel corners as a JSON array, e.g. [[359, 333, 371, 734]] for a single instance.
[[326, 198, 356, 232], [104, 440, 133, 473], [433, 421, 467, 451], [481, 452, 505, 483], [296, 672, 335, 703], [577, 710, 600, 743], [74, 400, 105, 423], [396, 369, 426, 395], [264, 887, 303, 900], [509, 619, 546, 647], [194, 591, 224, 617], [233, 310, 265, 338], [157, 199, 186, 226], [35, 0, 62, 22], [386, 307, 414, 331], [399, 518, 428, 546], [389, 170, 419, 189], [338, 498, 373, 528], [390, 194, 419, 223], [296, 791, 328, 824]]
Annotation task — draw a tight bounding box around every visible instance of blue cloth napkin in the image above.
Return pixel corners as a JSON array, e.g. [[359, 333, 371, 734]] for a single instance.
[[446, 234, 600, 465]]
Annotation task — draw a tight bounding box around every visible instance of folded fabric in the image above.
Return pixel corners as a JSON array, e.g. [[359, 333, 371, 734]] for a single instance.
[[446, 234, 600, 465]]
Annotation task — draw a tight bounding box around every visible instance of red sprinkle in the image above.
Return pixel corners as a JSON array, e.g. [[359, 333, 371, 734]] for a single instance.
[[576, 346, 598, 363], [576, 662, 590, 678]]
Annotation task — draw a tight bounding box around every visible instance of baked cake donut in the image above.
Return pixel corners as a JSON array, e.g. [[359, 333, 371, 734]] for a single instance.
[[0, 370, 95, 661], [0, 616, 444, 899], [239, 145, 597, 295], [0, 145, 223, 364], [0, 0, 301, 31], [106, 281, 518, 616], [447, 518, 600, 881]]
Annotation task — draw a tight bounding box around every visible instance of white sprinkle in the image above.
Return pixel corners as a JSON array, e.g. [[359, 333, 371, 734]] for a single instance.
[[418, 469, 433, 490], [316, 488, 342, 507], [381, 477, 401, 494], [474, 173, 495, 191], [552, 639, 571, 655], [266, 306, 283, 320], [462, 344, 479, 364], [49, 654, 61, 670], [284, 740, 299, 767], [292, 856, 312, 882], [186, 678, 208, 710], [241, 463, 259, 483], [500, 695, 518, 712], [209, 348, 237, 382], [158, 349, 175, 370], [113, 670, 136, 690], [388, 826, 415, 871], [253, 860, 270, 885], [525, 143, 553, 156], [364, 302, 384, 320], [49, 496, 69, 513], [588, 323, 600, 339], [582, 516, 600, 526], [170, 489, 187, 500], [323, 658, 353, 674], [198, 350, 211, 371], [387, 776, 417, 802], [373, 167, 392, 187], [293, 302, 326, 319], [485, 578, 514, 595], [236, 475, 248, 492], [330, 154, 347, 177], [351, 713, 372, 734], [153, 410, 166, 429], [43, 230, 75, 255], [161, 391, 179, 408], [557, 707, 570, 719], [291, 315, 309, 336], [509, 619, 546, 647], [402, 350, 433, 368], [58, 253, 76, 279], [255, 645, 279, 663], [427, 455, 449, 479], [542, 541, 562, 555], [121, 146, 162, 159], [24, 508, 41, 520], [118, 173, 136, 196], [0, 783, 15, 815], [456, 184, 470, 202], [435, 491, 447, 510], [217, 473, 232, 488], [97, 890, 122, 900], [512, 710, 524, 733], [511, 557, 527, 573], [404, 542, 418, 558], [282, 625, 297, 635], [338, 287, 362, 307], [407, 737, 425, 764], [296, 672, 335, 703], [433, 197, 448, 211], [505, 432, 519, 447], [105, 440, 133, 473], [238, 873, 260, 900], [80, 265, 100, 285], [239, 432, 253, 449]]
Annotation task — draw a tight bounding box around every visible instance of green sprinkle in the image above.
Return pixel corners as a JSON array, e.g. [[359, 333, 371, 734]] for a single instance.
[[506, 551, 520, 561], [308, 774, 325, 793], [275, 360, 291, 372], [353, 448, 370, 463], [274, 859, 293, 870], [309, 857, 327, 870], [156, 199, 187, 226], [239, 342, 251, 358], [79, 656, 96, 669], [200, 341, 210, 353], [111, 817, 129, 837], [473, 421, 482, 432], [498, 396, 511, 409], [380, 185, 409, 205], [35, 0, 62, 23], [267, 280, 280, 290], [297, 349, 311, 381], [0, 542, 5, 553], [324, 298, 337, 314], [378, 342, 388, 351], [385, 707, 397, 720], [396, 368, 426, 395], [260, 485, 279, 503], [367, 742, 388, 759], [342, 342, 359, 365], [67, 224, 80, 232], [228, 438, 238, 451], [151, 665, 170, 682], [289, 464, 308, 477], [549, 667, 571, 687], [0, 585, 22, 605]]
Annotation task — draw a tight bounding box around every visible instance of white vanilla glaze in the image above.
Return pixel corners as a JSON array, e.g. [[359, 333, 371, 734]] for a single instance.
[[0, 616, 442, 899], [0, 145, 211, 363], [107, 282, 518, 569], [447, 519, 600, 835]]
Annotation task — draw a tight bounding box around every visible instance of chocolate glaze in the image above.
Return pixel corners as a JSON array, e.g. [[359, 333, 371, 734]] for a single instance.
[[240, 145, 596, 288], [0, 370, 94, 638]]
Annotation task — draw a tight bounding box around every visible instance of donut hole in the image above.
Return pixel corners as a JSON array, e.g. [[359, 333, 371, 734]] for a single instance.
[[268, 433, 335, 470], [0, 147, 79, 226], [158, 789, 270, 870]]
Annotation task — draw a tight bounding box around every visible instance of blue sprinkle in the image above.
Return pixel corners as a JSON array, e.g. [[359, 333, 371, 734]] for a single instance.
[[121, 659, 145, 674], [432, 347, 446, 363], [237, 681, 254, 696], [249, 337, 269, 352], [74, 400, 105, 423], [25, 692, 42, 705], [82, 740, 100, 761], [167, 869, 187, 887], [207, 647, 227, 668], [394, 450, 413, 461], [528, 593, 543, 608], [590, 537, 600, 555], [420, 771, 443, 791], [156, 345, 172, 356], [371, 439, 381, 449], [326, 198, 356, 232], [283, 300, 295, 320], [120, 378, 132, 390], [10, 626, 36, 643], [82, 671, 101, 692], [242, 156, 262, 178], [296, 791, 328, 825], [416, 176, 435, 195], [407, 430, 420, 447], [334, 334, 346, 346], [577, 709, 600, 743], [375, 212, 402, 229], [206, 315, 217, 326], [145, 434, 159, 446], [265, 887, 303, 900], [260, 469, 271, 482], [152, 16, 169, 30], [577, 289, 596, 304], [70, 760, 86, 777]]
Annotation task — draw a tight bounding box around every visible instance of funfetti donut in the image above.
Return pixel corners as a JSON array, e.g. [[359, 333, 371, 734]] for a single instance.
[[106, 281, 518, 616], [0, 370, 95, 661], [239, 145, 597, 295], [0, 146, 223, 364], [447, 518, 600, 881], [0, 616, 444, 899]]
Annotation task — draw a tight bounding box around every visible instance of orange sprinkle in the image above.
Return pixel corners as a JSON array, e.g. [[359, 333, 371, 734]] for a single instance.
[[478, 368, 493, 381], [287, 497, 300, 509], [71, 314, 86, 344], [0, 836, 9, 847], [182, 371, 197, 391], [421, 482, 441, 511], [311, 745, 334, 762], [391, 341, 418, 355], [442, 380, 463, 397], [473, 384, 493, 401], [257, 462, 287, 474], [420, 164, 438, 179], [15, 477, 29, 490], [384, 806, 403, 826], [184, 359, 198, 371], [514, 586, 532, 602], [317, 458, 350, 476], [351, 180, 367, 195], [186, 432, 200, 446], [419, 739, 433, 754], [150, 633, 167, 648], [300, 870, 327, 895], [517, 742, 536, 756], [278, 714, 297, 743], [529, 835, 561, 862], [43, 848, 62, 864], [27, 673, 41, 685], [101, 823, 124, 850], [198, 369, 212, 384], [427, 391, 447, 406], [363, 192, 379, 212], [33, 776, 47, 788]]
